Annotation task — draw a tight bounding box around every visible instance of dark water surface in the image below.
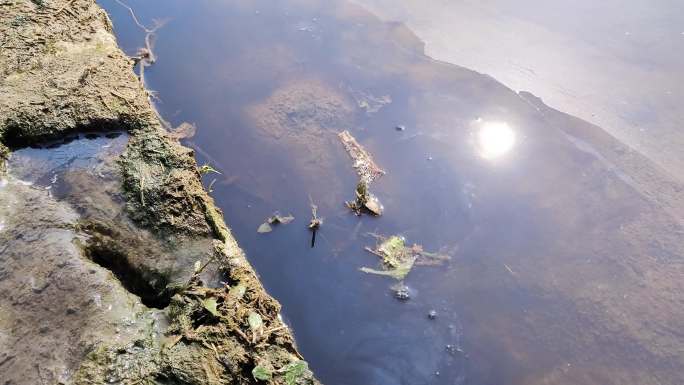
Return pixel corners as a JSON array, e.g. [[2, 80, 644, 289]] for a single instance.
[[100, 1, 684, 384]]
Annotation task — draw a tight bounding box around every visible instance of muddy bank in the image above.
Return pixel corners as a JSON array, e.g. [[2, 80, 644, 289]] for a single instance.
[[0, 1, 317, 384]]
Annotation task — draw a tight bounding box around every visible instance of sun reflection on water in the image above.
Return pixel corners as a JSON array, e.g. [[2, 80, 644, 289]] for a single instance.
[[476, 121, 516, 159]]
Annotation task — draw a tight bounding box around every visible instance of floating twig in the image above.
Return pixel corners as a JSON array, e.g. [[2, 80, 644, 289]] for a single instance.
[[112, 0, 168, 84], [308, 195, 322, 248], [339, 131, 385, 215], [338, 130, 385, 184]]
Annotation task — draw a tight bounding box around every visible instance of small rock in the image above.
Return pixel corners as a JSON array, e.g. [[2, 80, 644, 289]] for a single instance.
[[394, 287, 411, 301], [395, 125, 406, 131], [427, 156, 433, 161], [363, 194, 384, 216], [445, 344, 463, 355], [427, 310, 437, 320]]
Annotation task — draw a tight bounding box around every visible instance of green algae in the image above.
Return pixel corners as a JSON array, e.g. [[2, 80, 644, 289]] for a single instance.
[[253, 365, 273, 381], [361, 235, 450, 281], [199, 163, 222, 175]]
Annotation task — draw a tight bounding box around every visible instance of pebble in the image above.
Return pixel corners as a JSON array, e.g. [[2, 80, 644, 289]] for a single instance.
[[394, 288, 410, 301], [445, 344, 463, 355], [395, 125, 406, 131], [427, 310, 437, 320]]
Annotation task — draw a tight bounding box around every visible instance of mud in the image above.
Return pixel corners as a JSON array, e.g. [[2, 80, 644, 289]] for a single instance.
[[0, 0, 155, 144], [0, 173, 160, 385], [0, 1, 317, 384]]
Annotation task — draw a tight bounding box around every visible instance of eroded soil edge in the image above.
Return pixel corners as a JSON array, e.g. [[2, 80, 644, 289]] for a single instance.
[[0, 1, 318, 384]]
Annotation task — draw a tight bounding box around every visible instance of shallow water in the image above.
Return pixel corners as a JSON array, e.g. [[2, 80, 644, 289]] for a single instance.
[[7, 132, 127, 194], [101, 1, 684, 384]]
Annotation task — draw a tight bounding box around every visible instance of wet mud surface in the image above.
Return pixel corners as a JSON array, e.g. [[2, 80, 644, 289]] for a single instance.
[[0, 134, 163, 384], [101, 0, 684, 384]]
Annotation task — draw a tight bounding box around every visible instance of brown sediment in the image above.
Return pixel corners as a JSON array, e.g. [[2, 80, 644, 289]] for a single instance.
[[0, 1, 318, 384], [245, 77, 354, 207]]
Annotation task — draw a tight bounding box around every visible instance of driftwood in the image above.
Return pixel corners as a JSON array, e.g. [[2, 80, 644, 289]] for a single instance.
[[338, 130, 386, 215], [338, 130, 385, 184], [113, 0, 167, 84]]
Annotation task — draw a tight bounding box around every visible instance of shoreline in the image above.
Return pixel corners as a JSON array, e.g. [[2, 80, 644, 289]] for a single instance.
[[0, 1, 318, 384]]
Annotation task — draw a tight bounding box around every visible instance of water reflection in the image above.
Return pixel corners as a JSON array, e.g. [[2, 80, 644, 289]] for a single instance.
[[100, 0, 684, 384], [475, 120, 516, 159]]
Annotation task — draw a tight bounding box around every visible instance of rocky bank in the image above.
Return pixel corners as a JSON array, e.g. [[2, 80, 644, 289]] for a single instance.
[[0, 1, 318, 384]]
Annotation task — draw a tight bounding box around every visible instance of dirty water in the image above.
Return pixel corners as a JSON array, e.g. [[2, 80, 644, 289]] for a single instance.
[[100, 0, 684, 384]]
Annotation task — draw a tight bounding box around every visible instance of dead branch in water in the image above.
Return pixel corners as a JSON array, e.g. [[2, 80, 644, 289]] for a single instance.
[[308, 195, 322, 248], [112, 0, 167, 84], [113, 0, 191, 142], [338, 130, 385, 184], [113, 0, 154, 33]]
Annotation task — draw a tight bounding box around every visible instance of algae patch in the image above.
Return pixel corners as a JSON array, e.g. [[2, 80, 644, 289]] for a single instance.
[[361, 234, 450, 280]]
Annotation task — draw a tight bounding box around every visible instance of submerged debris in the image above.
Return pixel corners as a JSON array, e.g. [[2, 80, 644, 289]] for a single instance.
[[338, 130, 386, 215], [445, 344, 464, 355], [113, 0, 167, 85], [347, 88, 392, 115], [167, 121, 198, 140], [346, 181, 384, 216], [392, 283, 411, 301], [258, 212, 295, 233], [198, 163, 221, 175], [308, 197, 322, 248], [360, 234, 450, 280], [308, 199, 322, 231], [338, 130, 385, 185]]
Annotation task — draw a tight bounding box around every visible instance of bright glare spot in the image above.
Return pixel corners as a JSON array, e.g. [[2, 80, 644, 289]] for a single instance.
[[477, 122, 516, 159]]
